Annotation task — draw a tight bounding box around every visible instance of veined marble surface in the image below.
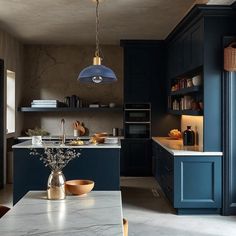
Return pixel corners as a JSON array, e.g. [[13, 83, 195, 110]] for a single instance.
[[17, 135, 124, 140], [0, 191, 124, 236], [152, 137, 223, 156], [12, 140, 121, 149]]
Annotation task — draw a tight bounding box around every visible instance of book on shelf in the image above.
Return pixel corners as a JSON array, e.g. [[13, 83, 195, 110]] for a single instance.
[[31, 104, 58, 108], [89, 104, 100, 108], [32, 100, 58, 104]]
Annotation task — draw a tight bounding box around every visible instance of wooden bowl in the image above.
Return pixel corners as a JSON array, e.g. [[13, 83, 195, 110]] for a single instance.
[[94, 132, 108, 137], [66, 180, 94, 195], [168, 133, 182, 140]]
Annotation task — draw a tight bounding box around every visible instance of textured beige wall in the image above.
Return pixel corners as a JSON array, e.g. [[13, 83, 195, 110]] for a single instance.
[[0, 29, 24, 184], [22, 45, 123, 135], [0, 29, 24, 136]]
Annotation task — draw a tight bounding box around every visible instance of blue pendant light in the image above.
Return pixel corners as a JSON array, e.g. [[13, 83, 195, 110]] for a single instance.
[[78, 0, 117, 84]]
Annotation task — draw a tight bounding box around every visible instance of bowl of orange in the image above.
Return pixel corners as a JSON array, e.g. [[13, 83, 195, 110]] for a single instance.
[[168, 129, 182, 139]]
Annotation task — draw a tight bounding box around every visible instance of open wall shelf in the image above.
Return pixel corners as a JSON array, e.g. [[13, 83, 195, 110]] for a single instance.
[[170, 86, 202, 96], [18, 107, 123, 112], [168, 109, 203, 116]]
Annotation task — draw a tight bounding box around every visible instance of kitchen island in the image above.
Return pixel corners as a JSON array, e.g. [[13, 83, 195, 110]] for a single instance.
[[0, 191, 124, 236], [12, 140, 121, 204]]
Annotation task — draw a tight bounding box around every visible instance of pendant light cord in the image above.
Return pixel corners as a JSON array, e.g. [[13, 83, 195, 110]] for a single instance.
[[95, 0, 100, 57]]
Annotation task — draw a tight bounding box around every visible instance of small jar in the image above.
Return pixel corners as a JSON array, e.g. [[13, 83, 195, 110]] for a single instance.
[[73, 129, 79, 137], [186, 78, 193, 88]]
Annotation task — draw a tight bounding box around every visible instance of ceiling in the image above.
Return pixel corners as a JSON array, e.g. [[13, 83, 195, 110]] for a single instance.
[[0, 0, 234, 45]]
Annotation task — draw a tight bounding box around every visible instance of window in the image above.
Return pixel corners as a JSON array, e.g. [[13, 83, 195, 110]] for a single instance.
[[6, 70, 15, 134]]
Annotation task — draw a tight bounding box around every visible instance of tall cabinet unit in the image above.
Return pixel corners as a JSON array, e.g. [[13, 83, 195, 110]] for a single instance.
[[166, 5, 236, 152], [164, 5, 236, 214], [120, 41, 179, 176]]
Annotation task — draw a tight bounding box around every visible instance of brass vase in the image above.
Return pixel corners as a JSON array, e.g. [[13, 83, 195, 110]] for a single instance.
[[47, 171, 66, 200]]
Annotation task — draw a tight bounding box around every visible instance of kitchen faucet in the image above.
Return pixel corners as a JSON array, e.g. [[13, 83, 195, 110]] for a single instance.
[[61, 118, 66, 145]]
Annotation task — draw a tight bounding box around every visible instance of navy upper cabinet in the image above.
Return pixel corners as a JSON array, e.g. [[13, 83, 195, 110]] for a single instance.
[[124, 47, 151, 102], [190, 22, 204, 69], [121, 41, 165, 103], [167, 19, 203, 78]]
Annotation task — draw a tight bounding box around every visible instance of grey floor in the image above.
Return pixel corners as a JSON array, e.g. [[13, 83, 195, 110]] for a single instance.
[[121, 177, 236, 236], [1, 178, 236, 236]]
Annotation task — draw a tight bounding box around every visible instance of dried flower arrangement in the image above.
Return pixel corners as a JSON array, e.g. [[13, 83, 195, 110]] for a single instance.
[[30, 148, 80, 171], [26, 127, 50, 136]]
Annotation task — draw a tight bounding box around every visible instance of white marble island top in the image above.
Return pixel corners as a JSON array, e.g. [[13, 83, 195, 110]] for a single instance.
[[152, 137, 223, 156], [0, 191, 124, 236], [12, 140, 121, 149]]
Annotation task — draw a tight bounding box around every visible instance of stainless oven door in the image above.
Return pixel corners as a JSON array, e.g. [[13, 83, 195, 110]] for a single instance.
[[125, 122, 150, 138], [125, 110, 150, 122]]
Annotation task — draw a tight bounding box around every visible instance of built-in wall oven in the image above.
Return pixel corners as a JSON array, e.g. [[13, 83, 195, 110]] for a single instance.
[[124, 103, 151, 139]]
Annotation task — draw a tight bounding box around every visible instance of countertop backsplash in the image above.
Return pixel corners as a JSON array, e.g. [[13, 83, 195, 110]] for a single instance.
[[22, 112, 123, 137]]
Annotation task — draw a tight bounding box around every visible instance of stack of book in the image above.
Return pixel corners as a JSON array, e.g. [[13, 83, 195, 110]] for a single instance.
[[31, 100, 59, 108]]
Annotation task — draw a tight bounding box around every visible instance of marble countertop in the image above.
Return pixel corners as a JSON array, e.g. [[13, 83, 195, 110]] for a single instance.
[[12, 140, 121, 149], [0, 191, 124, 236], [17, 135, 124, 140], [152, 137, 223, 156]]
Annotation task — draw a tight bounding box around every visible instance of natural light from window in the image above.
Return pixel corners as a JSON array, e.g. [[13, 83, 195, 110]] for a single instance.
[[6, 70, 15, 134]]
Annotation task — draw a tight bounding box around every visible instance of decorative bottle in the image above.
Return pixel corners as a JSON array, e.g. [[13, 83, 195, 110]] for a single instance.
[[183, 126, 195, 146]]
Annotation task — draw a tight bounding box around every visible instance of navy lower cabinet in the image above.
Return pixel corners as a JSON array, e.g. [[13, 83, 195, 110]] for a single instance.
[[121, 139, 152, 176], [13, 148, 120, 205], [152, 141, 222, 214], [174, 157, 222, 214]]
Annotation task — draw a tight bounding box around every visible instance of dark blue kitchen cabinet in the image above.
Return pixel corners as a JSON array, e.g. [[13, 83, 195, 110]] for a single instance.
[[123, 47, 151, 103], [152, 141, 222, 214], [121, 41, 165, 103], [120, 40, 180, 177], [153, 142, 174, 203], [165, 4, 236, 215], [174, 156, 222, 214], [167, 19, 203, 79], [13, 148, 120, 205], [121, 139, 152, 176]]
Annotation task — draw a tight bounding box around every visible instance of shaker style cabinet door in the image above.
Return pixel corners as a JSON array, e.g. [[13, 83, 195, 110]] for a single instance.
[[166, 19, 203, 78], [123, 47, 154, 103], [174, 156, 222, 209], [122, 139, 152, 176]]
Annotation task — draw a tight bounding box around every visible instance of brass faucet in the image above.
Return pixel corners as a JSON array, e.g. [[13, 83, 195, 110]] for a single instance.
[[61, 118, 66, 145]]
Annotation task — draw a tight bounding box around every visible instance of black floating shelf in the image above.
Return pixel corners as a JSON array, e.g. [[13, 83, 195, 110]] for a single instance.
[[170, 86, 202, 96], [168, 109, 203, 116], [18, 107, 123, 112]]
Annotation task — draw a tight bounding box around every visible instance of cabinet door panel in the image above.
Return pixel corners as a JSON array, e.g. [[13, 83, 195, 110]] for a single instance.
[[182, 33, 191, 72], [123, 140, 151, 176], [190, 23, 203, 69], [166, 20, 203, 78], [174, 156, 222, 208], [124, 47, 153, 102]]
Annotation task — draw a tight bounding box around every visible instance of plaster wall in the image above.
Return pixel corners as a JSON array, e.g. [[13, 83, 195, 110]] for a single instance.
[[0, 29, 24, 136], [22, 45, 123, 136], [0, 29, 24, 184]]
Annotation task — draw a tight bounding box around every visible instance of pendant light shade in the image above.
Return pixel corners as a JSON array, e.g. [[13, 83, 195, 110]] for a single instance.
[[78, 0, 117, 84], [78, 64, 117, 83]]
